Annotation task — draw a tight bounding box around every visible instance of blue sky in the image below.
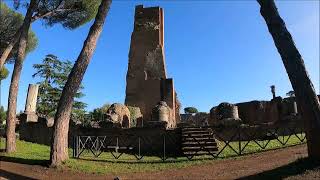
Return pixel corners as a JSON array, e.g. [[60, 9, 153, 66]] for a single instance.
[[1, 0, 319, 113]]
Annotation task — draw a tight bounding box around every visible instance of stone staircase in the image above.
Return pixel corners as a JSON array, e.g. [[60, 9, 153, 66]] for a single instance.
[[181, 127, 218, 156]]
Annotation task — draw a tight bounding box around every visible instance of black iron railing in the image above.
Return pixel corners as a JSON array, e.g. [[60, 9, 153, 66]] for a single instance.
[[72, 125, 306, 162]]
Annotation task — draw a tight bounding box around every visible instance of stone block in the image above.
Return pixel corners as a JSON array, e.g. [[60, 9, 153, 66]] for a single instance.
[[144, 121, 167, 129], [20, 113, 38, 123]]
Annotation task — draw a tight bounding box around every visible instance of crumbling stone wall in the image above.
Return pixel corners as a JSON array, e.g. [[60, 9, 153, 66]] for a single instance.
[[210, 103, 242, 126], [99, 103, 131, 128], [19, 118, 54, 145], [19, 121, 182, 156], [125, 5, 179, 127], [209, 97, 303, 126], [180, 112, 209, 127], [236, 100, 280, 125]]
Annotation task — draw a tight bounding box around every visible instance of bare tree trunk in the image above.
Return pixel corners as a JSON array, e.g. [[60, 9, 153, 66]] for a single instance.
[[257, 0, 320, 159], [0, 28, 22, 70], [49, 0, 112, 167], [6, 0, 38, 153]]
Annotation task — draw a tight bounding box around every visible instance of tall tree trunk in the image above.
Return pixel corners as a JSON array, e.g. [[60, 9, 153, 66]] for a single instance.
[[49, 0, 112, 167], [257, 0, 320, 159], [0, 28, 22, 70], [6, 0, 38, 153]]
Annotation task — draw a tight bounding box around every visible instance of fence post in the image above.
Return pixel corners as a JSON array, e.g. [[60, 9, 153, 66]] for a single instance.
[[77, 136, 79, 158], [238, 127, 242, 155], [73, 135, 79, 158], [163, 135, 166, 161], [138, 137, 141, 157], [72, 136, 75, 158]]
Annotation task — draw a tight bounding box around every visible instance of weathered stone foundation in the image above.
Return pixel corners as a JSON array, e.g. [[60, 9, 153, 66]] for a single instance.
[[19, 122, 182, 156]]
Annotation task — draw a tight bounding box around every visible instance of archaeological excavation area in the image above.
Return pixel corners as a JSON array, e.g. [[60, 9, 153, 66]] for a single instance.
[[15, 5, 314, 160]]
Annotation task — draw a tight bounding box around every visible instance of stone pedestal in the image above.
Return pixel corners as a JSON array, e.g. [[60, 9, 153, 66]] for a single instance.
[[150, 101, 173, 128], [22, 84, 39, 123], [152, 101, 170, 122]]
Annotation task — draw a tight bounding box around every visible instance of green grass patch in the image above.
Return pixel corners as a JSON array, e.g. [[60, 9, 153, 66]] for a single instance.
[[0, 134, 306, 175]]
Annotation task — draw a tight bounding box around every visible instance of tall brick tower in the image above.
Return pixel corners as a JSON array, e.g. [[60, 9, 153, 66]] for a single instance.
[[125, 5, 179, 128]]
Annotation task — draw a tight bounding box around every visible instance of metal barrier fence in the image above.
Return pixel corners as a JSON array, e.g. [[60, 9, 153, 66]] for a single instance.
[[72, 125, 306, 161], [212, 125, 306, 157], [73, 135, 172, 161]]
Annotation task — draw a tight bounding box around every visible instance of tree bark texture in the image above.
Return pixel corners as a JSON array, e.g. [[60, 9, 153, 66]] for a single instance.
[[257, 0, 320, 159], [6, 0, 38, 153], [49, 0, 112, 166], [0, 28, 22, 70]]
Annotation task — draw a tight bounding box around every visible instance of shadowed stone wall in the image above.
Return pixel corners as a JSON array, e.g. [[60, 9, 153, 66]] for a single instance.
[[19, 121, 182, 156], [236, 99, 281, 125]]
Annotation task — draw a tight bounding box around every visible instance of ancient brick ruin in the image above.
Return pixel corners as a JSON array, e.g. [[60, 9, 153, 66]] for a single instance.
[[125, 5, 178, 128]]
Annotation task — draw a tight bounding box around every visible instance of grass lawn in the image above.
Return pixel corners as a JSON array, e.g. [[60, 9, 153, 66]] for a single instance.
[[0, 134, 306, 175]]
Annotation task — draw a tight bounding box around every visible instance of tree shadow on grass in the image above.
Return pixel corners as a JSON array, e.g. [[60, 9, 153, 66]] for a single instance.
[[237, 157, 320, 180], [0, 156, 49, 167], [0, 169, 37, 180]]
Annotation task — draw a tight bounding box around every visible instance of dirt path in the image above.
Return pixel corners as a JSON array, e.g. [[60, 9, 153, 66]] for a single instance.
[[0, 145, 314, 180]]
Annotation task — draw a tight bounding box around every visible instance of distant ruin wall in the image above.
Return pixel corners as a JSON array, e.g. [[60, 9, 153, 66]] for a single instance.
[[208, 97, 305, 126], [19, 119, 53, 145], [236, 100, 281, 125]]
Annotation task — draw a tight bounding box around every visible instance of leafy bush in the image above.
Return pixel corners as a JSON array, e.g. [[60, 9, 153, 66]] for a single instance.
[[89, 103, 111, 121], [0, 67, 9, 81], [127, 106, 142, 127], [184, 107, 198, 114], [0, 106, 6, 124], [286, 90, 295, 97]]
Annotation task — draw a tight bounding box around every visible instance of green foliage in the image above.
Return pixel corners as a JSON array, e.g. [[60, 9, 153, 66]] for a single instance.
[[0, 0, 101, 64], [127, 106, 142, 128], [37, 0, 102, 29], [0, 106, 6, 124], [286, 90, 295, 97], [0, 2, 38, 64], [89, 103, 111, 121], [32, 54, 87, 118], [0, 67, 9, 81], [184, 107, 198, 114]]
